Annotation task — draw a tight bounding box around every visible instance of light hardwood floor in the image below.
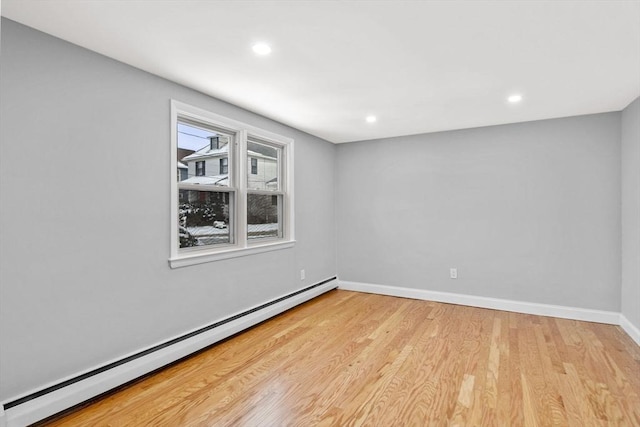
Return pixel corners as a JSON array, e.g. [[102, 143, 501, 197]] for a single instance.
[[39, 290, 640, 426]]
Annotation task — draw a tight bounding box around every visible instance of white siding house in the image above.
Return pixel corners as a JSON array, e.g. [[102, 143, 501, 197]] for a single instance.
[[180, 136, 278, 190], [247, 151, 278, 190], [182, 139, 229, 185]]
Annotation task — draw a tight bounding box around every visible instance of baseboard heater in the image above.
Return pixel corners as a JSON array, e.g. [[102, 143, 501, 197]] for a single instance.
[[1, 277, 338, 427]]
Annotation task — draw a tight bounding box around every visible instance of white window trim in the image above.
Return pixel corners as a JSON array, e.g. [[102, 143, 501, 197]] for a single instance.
[[169, 100, 295, 268]]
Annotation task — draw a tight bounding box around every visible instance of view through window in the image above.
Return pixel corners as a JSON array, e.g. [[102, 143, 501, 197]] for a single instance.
[[177, 121, 233, 248], [173, 105, 292, 264]]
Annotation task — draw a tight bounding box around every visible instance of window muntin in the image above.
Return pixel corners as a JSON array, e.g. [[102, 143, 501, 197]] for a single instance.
[[170, 101, 294, 267]]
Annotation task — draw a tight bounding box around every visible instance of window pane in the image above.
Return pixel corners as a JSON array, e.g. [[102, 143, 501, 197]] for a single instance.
[[247, 193, 282, 240], [177, 120, 231, 187], [247, 140, 279, 191], [179, 190, 232, 248], [195, 161, 205, 176], [220, 157, 228, 174]]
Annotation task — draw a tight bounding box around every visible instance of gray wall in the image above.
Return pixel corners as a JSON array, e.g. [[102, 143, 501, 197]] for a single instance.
[[1, 15, 636, 407], [621, 96, 640, 330], [337, 113, 622, 311], [0, 19, 336, 401]]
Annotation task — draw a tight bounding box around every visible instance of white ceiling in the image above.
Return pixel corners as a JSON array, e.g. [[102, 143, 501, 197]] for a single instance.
[[3, 1, 639, 143]]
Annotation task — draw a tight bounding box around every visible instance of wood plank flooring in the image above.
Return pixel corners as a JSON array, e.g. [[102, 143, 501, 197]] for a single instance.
[[38, 290, 640, 426]]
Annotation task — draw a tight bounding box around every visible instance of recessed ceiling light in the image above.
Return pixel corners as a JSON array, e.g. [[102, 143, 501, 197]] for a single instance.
[[508, 94, 523, 103], [366, 115, 377, 123], [252, 43, 271, 56]]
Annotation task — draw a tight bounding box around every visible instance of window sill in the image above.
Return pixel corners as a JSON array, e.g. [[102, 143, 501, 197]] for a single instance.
[[168, 240, 295, 269]]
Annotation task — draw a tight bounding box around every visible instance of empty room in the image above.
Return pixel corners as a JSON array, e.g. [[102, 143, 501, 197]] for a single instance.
[[1, 1, 639, 426]]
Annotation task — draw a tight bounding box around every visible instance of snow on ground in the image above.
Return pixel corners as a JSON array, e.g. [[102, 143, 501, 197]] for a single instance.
[[186, 223, 278, 236], [186, 223, 278, 246]]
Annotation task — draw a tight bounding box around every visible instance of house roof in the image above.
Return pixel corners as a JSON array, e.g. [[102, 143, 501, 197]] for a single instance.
[[182, 146, 229, 162], [182, 147, 276, 163], [247, 150, 276, 161], [180, 175, 229, 186], [177, 148, 195, 163]]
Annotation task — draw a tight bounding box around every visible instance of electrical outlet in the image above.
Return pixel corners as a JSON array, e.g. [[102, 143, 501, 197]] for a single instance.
[[300, 269, 305, 280], [450, 268, 457, 279]]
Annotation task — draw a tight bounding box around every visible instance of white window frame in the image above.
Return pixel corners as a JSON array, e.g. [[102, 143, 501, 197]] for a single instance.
[[169, 100, 295, 268], [246, 137, 285, 241]]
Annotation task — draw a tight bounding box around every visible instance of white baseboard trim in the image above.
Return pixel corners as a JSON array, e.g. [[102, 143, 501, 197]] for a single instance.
[[620, 314, 640, 346], [338, 280, 621, 325], [2, 279, 337, 427]]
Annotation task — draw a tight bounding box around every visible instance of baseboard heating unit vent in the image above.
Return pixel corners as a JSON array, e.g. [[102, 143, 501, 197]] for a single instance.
[[1, 277, 338, 427]]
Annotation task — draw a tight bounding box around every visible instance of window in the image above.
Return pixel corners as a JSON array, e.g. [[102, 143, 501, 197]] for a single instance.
[[195, 161, 205, 177], [246, 139, 283, 240], [170, 100, 294, 268]]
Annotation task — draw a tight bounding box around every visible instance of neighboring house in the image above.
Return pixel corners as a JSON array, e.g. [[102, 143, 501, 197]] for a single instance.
[[177, 161, 188, 181], [179, 136, 279, 232], [247, 151, 278, 190], [177, 147, 194, 182], [180, 136, 278, 190], [181, 136, 231, 186]]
